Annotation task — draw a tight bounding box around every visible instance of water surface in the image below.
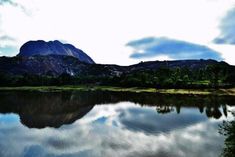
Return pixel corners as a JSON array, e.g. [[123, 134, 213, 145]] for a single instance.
[[0, 91, 234, 157]]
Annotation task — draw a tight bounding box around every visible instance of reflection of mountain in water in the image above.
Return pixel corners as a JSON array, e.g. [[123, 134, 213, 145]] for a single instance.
[[20, 107, 93, 128], [0, 92, 95, 128], [0, 91, 234, 128]]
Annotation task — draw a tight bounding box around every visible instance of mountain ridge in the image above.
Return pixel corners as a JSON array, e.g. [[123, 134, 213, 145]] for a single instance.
[[0, 54, 232, 76]]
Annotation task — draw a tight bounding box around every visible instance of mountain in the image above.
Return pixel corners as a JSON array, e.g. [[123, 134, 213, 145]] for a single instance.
[[18, 40, 95, 64]]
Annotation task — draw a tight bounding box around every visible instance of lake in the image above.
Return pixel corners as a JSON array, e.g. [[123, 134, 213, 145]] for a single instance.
[[0, 91, 234, 157]]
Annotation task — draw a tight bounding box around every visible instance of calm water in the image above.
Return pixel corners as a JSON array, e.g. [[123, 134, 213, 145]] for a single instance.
[[0, 91, 234, 157]]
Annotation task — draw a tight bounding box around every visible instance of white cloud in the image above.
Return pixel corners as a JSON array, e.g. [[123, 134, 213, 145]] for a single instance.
[[127, 37, 223, 60], [214, 7, 235, 45], [0, 0, 235, 65]]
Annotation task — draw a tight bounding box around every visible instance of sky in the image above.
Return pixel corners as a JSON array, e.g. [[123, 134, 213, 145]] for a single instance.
[[0, 0, 235, 65]]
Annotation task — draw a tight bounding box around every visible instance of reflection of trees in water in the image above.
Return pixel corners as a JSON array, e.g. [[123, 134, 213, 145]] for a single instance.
[[154, 104, 227, 119], [198, 104, 226, 119], [219, 111, 235, 157], [133, 93, 234, 119], [206, 106, 222, 119], [223, 105, 228, 117], [156, 106, 174, 114]]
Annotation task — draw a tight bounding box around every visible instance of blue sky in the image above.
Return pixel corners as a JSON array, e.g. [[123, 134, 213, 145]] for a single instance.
[[0, 0, 235, 65]]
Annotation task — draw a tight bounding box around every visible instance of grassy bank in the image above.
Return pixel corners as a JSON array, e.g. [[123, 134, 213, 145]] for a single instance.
[[0, 85, 235, 96]]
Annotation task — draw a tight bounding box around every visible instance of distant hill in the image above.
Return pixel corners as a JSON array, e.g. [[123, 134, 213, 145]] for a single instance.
[[18, 40, 95, 64]]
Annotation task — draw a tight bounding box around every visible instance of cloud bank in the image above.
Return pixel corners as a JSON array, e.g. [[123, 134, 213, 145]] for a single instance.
[[0, 0, 28, 14], [214, 8, 235, 45], [0, 0, 18, 6], [0, 35, 15, 41], [127, 37, 222, 60]]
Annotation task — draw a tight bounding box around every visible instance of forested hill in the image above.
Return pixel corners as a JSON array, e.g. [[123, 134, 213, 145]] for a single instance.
[[0, 54, 234, 88]]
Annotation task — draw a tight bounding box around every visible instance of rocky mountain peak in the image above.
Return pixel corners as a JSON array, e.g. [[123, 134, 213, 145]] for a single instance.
[[18, 40, 95, 64]]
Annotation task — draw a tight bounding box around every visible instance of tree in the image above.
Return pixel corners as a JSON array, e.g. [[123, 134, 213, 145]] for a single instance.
[[206, 65, 220, 88], [58, 73, 72, 85]]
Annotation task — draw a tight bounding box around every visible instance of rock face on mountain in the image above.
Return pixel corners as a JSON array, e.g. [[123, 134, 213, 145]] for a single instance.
[[18, 40, 95, 64], [0, 55, 88, 76]]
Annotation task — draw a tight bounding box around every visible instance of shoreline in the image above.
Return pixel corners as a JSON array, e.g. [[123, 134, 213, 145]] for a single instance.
[[0, 86, 235, 96]]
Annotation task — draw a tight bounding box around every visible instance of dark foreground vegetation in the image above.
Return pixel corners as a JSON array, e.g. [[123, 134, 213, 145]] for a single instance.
[[219, 111, 235, 157]]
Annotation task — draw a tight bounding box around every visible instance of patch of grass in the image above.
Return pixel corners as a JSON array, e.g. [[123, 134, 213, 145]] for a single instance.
[[191, 80, 210, 85], [156, 89, 211, 95], [0, 86, 235, 96]]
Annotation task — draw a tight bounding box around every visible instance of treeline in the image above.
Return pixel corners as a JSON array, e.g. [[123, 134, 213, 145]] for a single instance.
[[0, 64, 235, 88]]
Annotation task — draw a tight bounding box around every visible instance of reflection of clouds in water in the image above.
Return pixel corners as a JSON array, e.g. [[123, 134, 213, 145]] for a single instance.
[[77, 102, 133, 125], [0, 102, 230, 157], [117, 107, 208, 133]]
